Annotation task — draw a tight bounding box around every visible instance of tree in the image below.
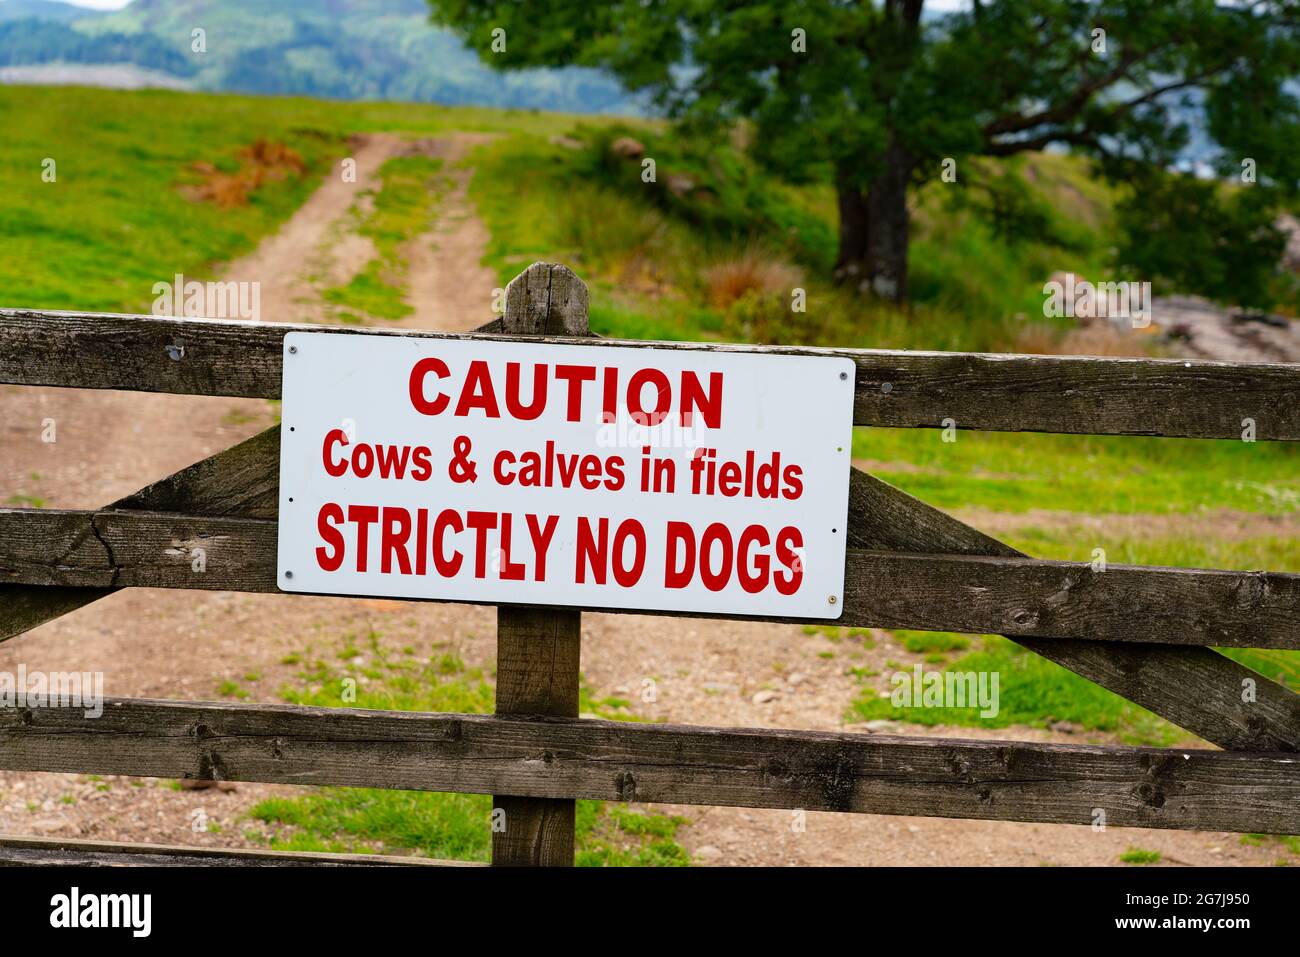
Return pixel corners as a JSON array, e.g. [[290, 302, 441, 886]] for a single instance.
[[429, 0, 1300, 305]]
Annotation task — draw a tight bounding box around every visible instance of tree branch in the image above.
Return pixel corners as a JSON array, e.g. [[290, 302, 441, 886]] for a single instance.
[[983, 47, 1146, 137], [984, 129, 1101, 156]]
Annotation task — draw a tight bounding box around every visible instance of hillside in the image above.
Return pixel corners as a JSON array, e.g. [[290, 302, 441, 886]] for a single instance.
[[0, 0, 638, 111]]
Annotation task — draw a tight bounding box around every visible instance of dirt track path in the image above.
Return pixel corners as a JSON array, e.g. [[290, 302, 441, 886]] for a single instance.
[[1, 135, 1289, 867]]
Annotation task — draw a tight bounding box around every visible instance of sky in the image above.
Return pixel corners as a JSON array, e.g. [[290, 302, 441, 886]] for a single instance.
[[34, 0, 979, 10], [39, 0, 130, 7]]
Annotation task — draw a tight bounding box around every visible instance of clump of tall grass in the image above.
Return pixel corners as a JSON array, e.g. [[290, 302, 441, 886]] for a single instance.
[[704, 249, 803, 310]]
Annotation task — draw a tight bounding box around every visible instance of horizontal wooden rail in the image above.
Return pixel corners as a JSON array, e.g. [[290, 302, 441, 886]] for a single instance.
[[5, 429, 1297, 753], [3, 309, 1299, 439], [1, 698, 1297, 833], [3, 506, 1297, 649], [0, 835, 470, 867]]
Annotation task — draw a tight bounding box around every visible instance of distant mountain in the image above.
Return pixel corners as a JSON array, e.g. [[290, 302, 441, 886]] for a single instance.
[[0, 15, 198, 77], [0, 0, 642, 113], [0, 0, 95, 22]]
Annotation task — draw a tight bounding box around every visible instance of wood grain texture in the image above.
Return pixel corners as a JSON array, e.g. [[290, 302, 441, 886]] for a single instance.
[[493, 263, 587, 866], [3, 308, 1297, 439], [841, 551, 1300, 650], [5, 508, 1297, 650], [1, 697, 1296, 834], [0, 426, 282, 643], [847, 469, 1300, 752], [0, 310, 513, 644], [0, 835, 474, 867]]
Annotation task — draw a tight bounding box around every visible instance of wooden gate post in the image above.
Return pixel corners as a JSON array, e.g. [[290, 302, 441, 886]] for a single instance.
[[491, 263, 589, 866]]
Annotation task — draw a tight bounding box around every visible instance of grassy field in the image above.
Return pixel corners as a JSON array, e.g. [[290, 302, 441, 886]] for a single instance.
[[0, 85, 617, 314], [2, 84, 1296, 854], [223, 632, 687, 864], [467, 128, 1120, 352]]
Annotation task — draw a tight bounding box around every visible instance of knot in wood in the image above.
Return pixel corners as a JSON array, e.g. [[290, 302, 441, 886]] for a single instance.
[[615, 770, 637, 801], [1134, 781, 1166, 809], [766, 758, 793, 782]]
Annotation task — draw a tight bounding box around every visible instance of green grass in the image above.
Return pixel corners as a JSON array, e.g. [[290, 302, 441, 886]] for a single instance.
[[322, 155, 447, 321], [247, 633, 688, 865], [0, 86, 633, 315], [1120, 847, 1163, 865], [467, 125, 1134, 354], [851, 626, 1293, 746], [850, 634, 1184, 746], [470, 133, 732, 343], [1, 89, 342, 313], [1240, 833, 1300, 858], [1000, 527, 1300, 573], [892, 630, 971, 655], [856, 428, 1299, 519]]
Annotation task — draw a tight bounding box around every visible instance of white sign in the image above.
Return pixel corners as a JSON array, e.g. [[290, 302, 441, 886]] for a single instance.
[[277, 332, 855, 619]]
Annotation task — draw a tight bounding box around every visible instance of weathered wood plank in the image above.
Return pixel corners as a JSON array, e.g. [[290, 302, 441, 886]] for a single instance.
[[3, 308, 1297, 439], [492, 262, 586, 867], [1, 697, 1296, 834], [5, 507, 1297, 650], [847, 469, 1300, 752], [842, 551, 1300, 650], [0, 309, 509, 644], [0, 426, 282, 643], [0, 835, 474, 867]]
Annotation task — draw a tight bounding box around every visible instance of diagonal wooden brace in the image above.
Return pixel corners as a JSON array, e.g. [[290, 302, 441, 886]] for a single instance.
[[847, 469, 1300, 752]]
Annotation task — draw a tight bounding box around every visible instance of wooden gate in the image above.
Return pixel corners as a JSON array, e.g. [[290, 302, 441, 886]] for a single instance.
[[1, 262, 1298, 866]]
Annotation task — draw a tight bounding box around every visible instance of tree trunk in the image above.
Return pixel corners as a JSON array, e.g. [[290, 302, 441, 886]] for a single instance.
[[834, 141, 913, 304], [865, 139, 912, 303], [833, 168, 869, 288]]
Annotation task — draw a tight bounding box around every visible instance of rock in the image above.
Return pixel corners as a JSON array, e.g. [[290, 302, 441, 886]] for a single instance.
[[786, 672, 806, 686], [1153, 295, 1300, 363], [865, 719, 898, 732], [609, 136, 645, 160], [751, 690, 778, 705], [665, 173, 695, 198], [694, 844, 723, 861]]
